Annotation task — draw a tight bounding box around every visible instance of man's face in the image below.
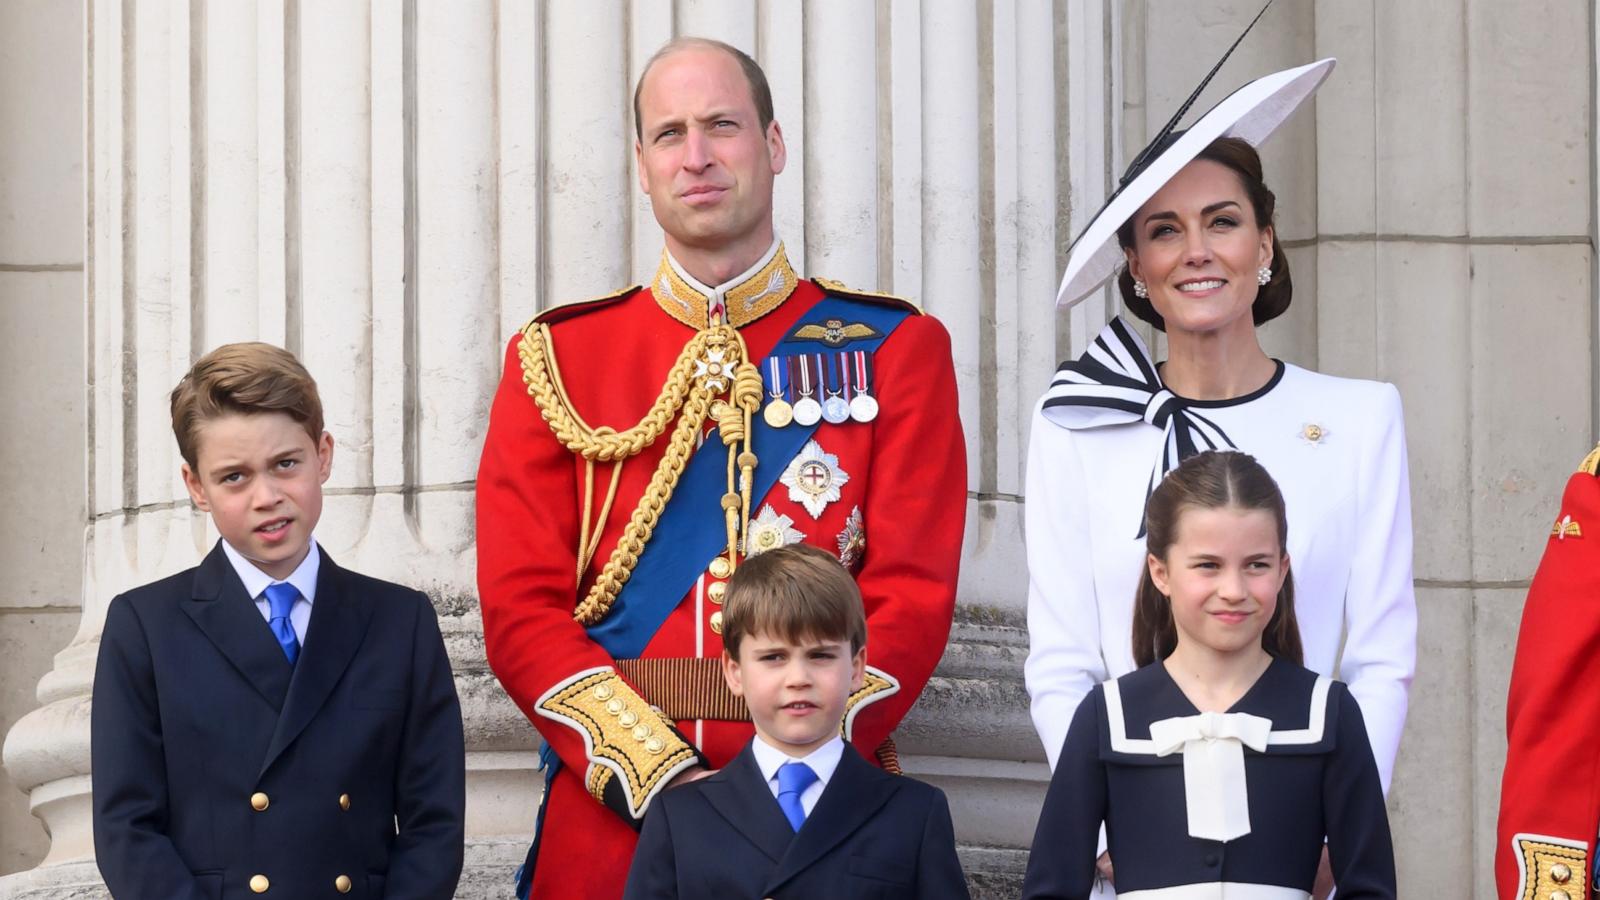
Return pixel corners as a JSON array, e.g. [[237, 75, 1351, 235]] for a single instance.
[[635, 47, 786, 260]]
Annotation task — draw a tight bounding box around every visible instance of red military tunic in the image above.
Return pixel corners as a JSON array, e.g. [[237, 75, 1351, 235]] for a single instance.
[[476, 243, 966, 899], [1497, 443, 1600, 900]]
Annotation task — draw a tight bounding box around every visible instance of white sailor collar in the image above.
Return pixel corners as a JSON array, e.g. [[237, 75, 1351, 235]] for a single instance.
[[1097, 657, 1341, 765], [649, 239, 800, 330]]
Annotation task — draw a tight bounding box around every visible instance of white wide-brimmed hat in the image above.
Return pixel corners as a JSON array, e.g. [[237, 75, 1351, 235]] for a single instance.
[[1056, 31, 1336, 309]]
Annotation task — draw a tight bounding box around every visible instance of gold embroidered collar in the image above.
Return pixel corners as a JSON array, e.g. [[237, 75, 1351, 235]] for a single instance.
[[650, 240, 799, 329]]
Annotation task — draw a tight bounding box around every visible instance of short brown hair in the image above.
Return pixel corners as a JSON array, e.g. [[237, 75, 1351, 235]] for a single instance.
[[1116, 136, 1293, 331], [721, 544, 866, 659], [170, 342, 324, 469], [633, 37, 775, 141], [1131, 450, 1303, 667]]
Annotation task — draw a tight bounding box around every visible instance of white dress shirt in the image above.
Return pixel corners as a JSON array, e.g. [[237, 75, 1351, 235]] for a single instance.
[[1025, 362, 1416, 795], [221, 539, 319, 645], [750, 734, 846, 818]]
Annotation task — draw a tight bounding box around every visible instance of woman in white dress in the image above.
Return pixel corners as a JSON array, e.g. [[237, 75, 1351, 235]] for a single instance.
[[1024, 58, 1416, 898]]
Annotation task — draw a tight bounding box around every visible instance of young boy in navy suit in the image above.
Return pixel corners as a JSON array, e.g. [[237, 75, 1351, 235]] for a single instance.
[[91, 343, 465, 899], [622, 543, 970, 899]]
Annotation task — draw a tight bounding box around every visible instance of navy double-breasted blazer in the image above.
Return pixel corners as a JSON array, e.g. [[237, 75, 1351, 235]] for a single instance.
[[622, 741, 971, 899], [91, 541, 465, 900]]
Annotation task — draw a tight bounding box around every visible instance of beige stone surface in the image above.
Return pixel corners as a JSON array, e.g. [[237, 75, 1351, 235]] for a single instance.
[[1467, 0, 1590, 237], [1469, 244, 1593, 581], [0, 610, 78, 876], [0, 272, 85, 608], [1372, 0, 1467, 237], [1379, 241, 1472, 583], [0, 0, 82, 265], [1389, 587, 1472, 898], [1473, 587, 1526, 898], [1310, 1, 1375, 235]]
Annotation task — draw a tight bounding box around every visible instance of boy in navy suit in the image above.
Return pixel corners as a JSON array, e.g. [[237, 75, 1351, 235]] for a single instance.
[[91, 343, 465, 899], [622, 544, 970, 899]]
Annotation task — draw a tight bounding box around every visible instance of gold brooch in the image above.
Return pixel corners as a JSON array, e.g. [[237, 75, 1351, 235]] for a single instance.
[[1298, 422, 1329, 446]]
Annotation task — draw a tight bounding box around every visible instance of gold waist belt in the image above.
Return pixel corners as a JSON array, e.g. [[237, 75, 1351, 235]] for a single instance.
[[615, 657, 750, 722]]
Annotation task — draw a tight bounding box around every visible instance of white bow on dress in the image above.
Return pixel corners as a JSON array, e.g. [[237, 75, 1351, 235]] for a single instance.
[[1148, 711, 1272, 842]]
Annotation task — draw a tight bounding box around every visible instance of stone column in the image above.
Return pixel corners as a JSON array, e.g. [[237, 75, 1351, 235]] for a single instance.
[[0, 2, 1113, 897]]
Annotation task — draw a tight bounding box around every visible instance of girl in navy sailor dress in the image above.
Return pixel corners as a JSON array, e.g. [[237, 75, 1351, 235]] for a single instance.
[[1022, 451, 1396, 900]]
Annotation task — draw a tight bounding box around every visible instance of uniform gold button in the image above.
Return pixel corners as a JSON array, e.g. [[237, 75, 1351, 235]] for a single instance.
[[335, 874, 352, 893], [618, 710, 639, 728], [709, 611, 724, 634], [339, 793, 351, 811], [1552, 891, 1571, 900], [593, 683, 614, 701], [708, 582, 727, 604], [645, 737, 666, 754], [250, 792, 269, 811], [605, 698, 625, 715], [632, 724, 652, 742], [1552, 863, 1572, 884], [249, 874, 269, 893], [709, 557, 732, 579]]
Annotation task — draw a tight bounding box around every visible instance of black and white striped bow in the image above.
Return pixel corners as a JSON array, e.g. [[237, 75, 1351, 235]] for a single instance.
[[1040, 316, 1239, 537]]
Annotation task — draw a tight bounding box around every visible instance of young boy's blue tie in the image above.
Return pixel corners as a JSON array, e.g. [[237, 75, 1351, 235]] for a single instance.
[[264, 582, 301, 664], [776, 761, 817, 831]]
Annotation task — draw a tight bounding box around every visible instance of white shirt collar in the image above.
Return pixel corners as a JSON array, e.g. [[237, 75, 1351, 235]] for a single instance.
[[664, 237, 782, 312], [750, 733, 846, 786], [221, 539, 321, 604]]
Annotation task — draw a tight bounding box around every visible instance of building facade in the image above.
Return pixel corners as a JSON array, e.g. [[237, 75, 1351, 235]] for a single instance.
[[0, 1, 1594, 897]]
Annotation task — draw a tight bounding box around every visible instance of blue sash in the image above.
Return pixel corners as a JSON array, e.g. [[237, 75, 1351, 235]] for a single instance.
[[513, 294, 912, 899]]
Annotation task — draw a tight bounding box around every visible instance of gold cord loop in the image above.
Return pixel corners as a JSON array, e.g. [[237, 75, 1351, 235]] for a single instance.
[[520, 320, 761, 625]]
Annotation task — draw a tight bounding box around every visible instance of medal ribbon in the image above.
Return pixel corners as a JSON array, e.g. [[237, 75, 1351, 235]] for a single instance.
[[795, 353, 814, 399], [852, 350, 873, 398], [767, 356, 786, 401]]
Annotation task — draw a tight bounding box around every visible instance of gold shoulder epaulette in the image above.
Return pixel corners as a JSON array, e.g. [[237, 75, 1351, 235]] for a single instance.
[[1579, 442, 1600, 476], [530, 285, 639, 327], [813, 277, 923, 315]]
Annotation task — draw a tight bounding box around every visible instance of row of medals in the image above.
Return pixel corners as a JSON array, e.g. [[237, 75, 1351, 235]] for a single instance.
[[762, 380, 879, 428], [761, 351, 880, 429]]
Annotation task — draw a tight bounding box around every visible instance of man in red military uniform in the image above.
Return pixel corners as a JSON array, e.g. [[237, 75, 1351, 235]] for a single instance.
[[1497, 442, 1600, 900], [476, 37, 966, 899]]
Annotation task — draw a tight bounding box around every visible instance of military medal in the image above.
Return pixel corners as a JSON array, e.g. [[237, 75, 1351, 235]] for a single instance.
[[821, 353, 851, 424], [837, 505, 866, 569], [745, 504, 807, 555], [848, 350, 879, 423], [762, 356, 794, 428], [780, 440, 850, 518], [792, 355, 823, 426]]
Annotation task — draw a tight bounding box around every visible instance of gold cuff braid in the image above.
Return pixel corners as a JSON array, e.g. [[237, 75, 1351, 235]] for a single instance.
[[1580, 442, 1600, 476], [1516, 836, 1587, 900], [520, 320, 762, 626], [536, 669, 699, 819]]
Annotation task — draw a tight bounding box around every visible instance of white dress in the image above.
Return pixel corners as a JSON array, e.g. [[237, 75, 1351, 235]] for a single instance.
[[1024, 318, 1416, 795]]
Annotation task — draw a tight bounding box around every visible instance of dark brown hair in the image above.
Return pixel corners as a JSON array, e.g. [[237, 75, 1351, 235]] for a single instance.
[[170, 342, 324, 469], [1115, 136, 1292, 331], [1131, 450, 1302, 667], [633, 37, 775, 141], [721, 544, 866, 659]]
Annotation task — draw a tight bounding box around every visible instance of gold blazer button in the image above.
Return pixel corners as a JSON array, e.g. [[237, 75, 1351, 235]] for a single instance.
[[249, 792, 269, 811], [249, 874, 269, 893], [335, 874, 352, 893], [339, 793, 351, 811]]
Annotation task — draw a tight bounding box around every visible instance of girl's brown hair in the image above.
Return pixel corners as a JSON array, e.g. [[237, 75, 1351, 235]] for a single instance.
[[1131, 450, 1303, 667], [1115, 136, 1292, 331]]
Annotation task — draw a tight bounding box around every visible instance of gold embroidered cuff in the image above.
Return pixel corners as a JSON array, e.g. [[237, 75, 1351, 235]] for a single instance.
[[535, 668, 702, 822], [1514, 834, 1587, 900], [842, 666, 902, 742]]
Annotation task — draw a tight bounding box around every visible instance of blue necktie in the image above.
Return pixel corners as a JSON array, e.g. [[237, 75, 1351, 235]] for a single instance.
[[263, 582, 301, 664], [776, 761, 818, 832]]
